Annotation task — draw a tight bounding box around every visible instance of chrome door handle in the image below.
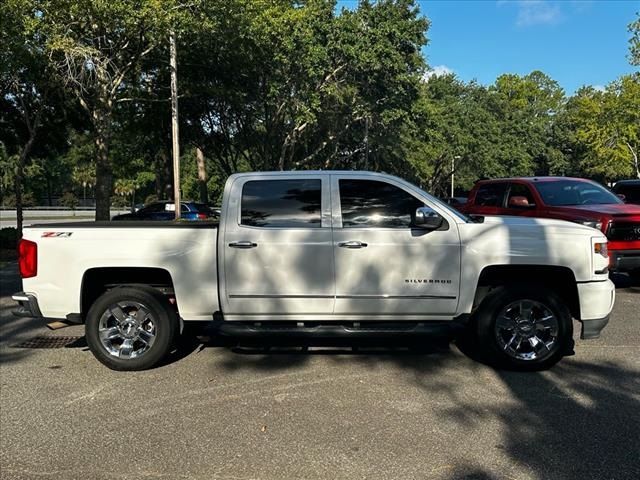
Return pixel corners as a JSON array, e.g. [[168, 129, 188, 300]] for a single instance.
[[338, 241, 368, 249], [229, 241, 257, 249]]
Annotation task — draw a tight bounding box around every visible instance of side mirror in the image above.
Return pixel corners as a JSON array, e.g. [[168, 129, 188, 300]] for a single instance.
[[508, 196, 535, 209], [414, 206, 443, 230]]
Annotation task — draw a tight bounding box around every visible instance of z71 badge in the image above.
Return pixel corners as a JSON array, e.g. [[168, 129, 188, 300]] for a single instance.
[[41, 232, 73, 238]]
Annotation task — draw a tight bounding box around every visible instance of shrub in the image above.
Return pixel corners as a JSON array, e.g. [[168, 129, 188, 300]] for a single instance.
[[144, 194, 159, 205], [59, 192, 79, 210], [1, 193, 36, 208]]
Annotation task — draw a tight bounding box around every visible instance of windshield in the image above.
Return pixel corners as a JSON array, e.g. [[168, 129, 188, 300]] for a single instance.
[[534, 180, 622, 206]]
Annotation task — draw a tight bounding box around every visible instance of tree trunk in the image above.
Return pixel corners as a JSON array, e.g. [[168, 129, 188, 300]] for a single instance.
[[155, 150, 172, 200], [15, 134, 36, 244], [94, 133, 112, 220], [196, 147, 208, 203]]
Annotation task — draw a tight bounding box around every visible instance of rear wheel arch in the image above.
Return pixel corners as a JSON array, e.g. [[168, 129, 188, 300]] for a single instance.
[[80, 267, 177, 321]]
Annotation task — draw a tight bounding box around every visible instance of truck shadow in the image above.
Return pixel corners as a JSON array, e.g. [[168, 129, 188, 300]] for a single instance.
[[195, 333, 640, 480]]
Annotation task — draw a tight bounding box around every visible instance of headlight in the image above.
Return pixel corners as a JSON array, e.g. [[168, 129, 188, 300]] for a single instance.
[[580, 220, 603, 230]]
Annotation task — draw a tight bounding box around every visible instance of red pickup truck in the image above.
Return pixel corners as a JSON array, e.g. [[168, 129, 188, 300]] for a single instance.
[[460, 177, 640, 278]]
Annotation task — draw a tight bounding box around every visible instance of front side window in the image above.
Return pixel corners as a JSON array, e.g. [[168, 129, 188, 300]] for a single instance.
[[475, 183, 508, 207], [339, 179, 424, 228], [534, 180, 622, 206], [507, 183, 536, 209], [241, 179, 322, 228]]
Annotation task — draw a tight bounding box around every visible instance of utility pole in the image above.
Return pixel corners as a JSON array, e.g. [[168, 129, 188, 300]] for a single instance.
[[196, 147, 208, 204], [170, 30, 181, 220], [451, 155, 461, 198]]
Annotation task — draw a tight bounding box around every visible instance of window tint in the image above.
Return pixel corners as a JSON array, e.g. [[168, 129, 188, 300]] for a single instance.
[[613, 183, 640, 203], [475, 183, 507, 207], [534, 180, 622, 206], [141, 203, 167, 213], [241, 179, 322, 228], [339, 179, 424, 228], [507, 183, 536, 208]]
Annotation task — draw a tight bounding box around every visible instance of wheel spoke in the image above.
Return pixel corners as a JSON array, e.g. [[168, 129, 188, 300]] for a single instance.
[[99, 326, 120, 342], [519, 301, 533, 320], [109, 305, 127, 323], [535, 314, 555, 329], [119, 339, 134, 358], [496, 315, 515, 331], [137, 329, 154, 346], [136, 306, 151, 322], [504, 333, 519, 351]]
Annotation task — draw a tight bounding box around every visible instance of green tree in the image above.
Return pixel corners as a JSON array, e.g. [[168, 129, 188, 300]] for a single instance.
[[35, 0, 178, 219], [571, 77, 640, 180], [629, 11, 640, 66], [1, 0, 65, 240]]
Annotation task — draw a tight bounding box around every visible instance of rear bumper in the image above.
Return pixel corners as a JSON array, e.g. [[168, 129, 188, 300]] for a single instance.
[[609, 249, 640, 272], [581, 316, 610, 340], [11, 292, 43, 318], [576, 280, 615, 339]]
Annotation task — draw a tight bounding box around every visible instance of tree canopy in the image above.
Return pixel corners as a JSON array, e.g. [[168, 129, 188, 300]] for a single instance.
[[1, 0, 639, 233]]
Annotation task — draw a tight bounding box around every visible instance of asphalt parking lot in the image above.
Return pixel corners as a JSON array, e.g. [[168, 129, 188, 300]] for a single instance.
[[1, 263, 639, 480]]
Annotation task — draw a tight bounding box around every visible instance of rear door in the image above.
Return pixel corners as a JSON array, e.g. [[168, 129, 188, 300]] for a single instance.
[[331, 175, 461, 318], [221, 174, 335, 320]]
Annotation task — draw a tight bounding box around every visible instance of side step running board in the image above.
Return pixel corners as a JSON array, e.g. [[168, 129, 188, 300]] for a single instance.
[[213, 321, 465, 338]]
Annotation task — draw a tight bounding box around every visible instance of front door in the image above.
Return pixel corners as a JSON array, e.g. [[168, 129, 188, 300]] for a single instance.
[[221, 174, 334, 320], [331, 175, 461, 319]]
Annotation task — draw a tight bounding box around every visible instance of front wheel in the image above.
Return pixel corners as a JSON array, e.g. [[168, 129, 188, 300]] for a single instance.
[[475, 285, 572, 371], [85, 287, 178, 371]]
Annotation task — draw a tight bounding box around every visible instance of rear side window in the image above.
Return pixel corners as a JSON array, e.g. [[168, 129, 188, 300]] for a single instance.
[[475, 183, 508, 207], [241, 179, 322, 228], [339, 179, 424, 228]]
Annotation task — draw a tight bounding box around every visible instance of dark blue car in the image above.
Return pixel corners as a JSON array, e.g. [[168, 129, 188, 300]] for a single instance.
[[112, 201, 217, 221]]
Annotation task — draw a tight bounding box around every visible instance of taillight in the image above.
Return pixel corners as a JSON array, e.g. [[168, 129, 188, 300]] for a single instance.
[[18, 239, 37, 278], [197, 213, 207, 220]]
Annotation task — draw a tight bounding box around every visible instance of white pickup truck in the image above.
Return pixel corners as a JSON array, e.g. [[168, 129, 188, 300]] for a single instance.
[[14, 171, 615, 371]]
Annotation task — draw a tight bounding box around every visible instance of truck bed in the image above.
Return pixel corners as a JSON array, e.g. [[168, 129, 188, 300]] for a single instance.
[[21, 221, 219, 321]]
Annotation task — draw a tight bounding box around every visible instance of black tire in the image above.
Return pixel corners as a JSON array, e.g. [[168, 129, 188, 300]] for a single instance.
[[85, 286, 178, 371], [475, 285, 572, 371], [629, 269, 640, 283]]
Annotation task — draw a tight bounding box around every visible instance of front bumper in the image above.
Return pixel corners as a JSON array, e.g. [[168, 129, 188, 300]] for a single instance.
[[11, 292, 43, 318], [577, 280, 615, 339], [609, 249, 640, 272]]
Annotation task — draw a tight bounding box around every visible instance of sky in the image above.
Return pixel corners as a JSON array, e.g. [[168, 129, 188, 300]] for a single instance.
[[341, 0, 639, 94]]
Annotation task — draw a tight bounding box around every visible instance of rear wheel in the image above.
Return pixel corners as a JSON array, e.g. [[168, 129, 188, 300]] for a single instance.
[[475, 285, 572, 371], [86, 287, 178, 371]]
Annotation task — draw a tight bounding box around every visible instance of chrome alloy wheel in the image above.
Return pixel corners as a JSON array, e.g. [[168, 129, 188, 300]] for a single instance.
[[98, 301, 157, 359], [494, 299, 559, 361]]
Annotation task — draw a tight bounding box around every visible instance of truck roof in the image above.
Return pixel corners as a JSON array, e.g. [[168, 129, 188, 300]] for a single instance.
[[474, 176, 596, 184]]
